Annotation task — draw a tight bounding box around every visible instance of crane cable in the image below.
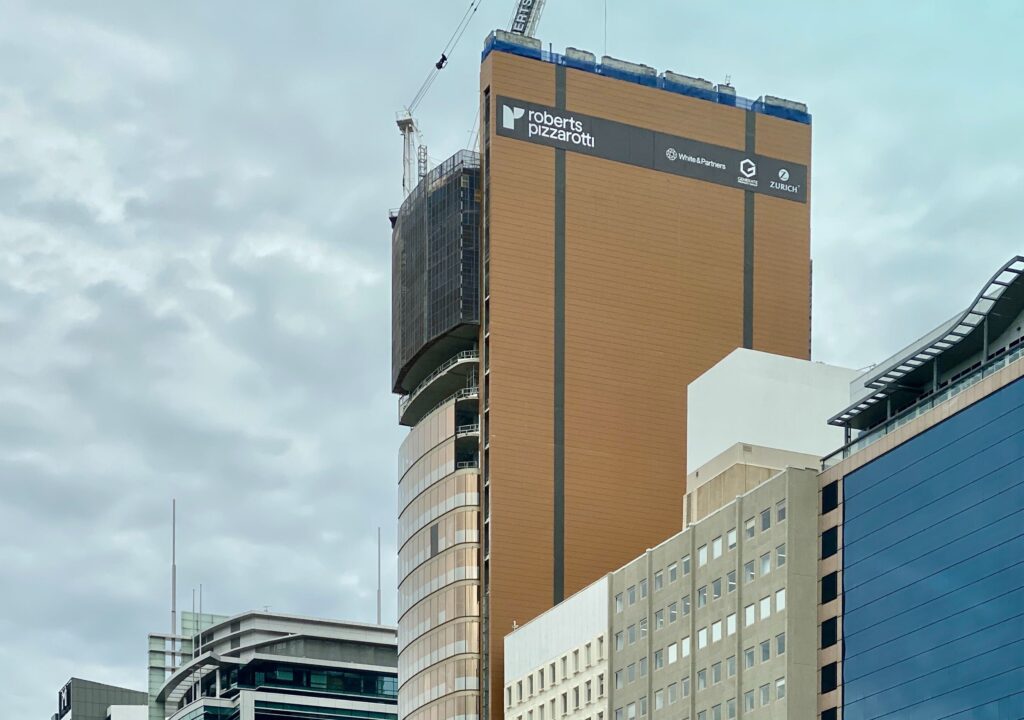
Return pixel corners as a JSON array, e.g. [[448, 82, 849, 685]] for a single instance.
[[408, 0, 487, 114]]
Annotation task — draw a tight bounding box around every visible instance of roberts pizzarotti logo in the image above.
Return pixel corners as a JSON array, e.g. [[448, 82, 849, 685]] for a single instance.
[[502, 104, 525, 130]]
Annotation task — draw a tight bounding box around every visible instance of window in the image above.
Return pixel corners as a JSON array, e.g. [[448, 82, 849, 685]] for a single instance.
[[654, 690, 664, 711], [822, 480, 839, 514], [668, 642, 677, 664], [539, 668, 545, 690], [760, 684, 770, 707], [639, 617, 648, 639], [821, 662, 838, 693], [744, 561, 755, 583], [712, 577, 722, 600], [529, 712, 533, 720], [682, 555, 691, 575], [776, 498, 786, 522], [598, 673, 605, 696], [562, 657, 568, 679], [696, 668, 706, 691], [638, 696, 647, 717], [640, 578, 648, 598], [615, 632, 624, 651], [760, 508, 771, 532], [744, 690, 754, 711], [639, 656, 648, 677], [573, 687, 580, 709], [681, 595, 691, 615], [614, 671, 624, 690], [615, 709, 623, 720], [727, 527, 737, 549], [517, 682, 523, 702], [775, 677, 786, 700], [822, 527, 838, 558], [711, 620, 722, 643], [539, 707, 544, 720], [506, 687, 512, 707], [668, 682, 677, 704], [681, 635, 691, 657], [551, 664, 556, 683], [627, 664, 636, 683], [698, 627, 708, 649], [573, 650, 580, 673], [562, 695, 570, 718], [681, 676, 690, 697], [821, 617, 838, 648], [760, 596, 771, 619], [711, 661, 721, 684], [726, 613, 736, 636], [744, 517, 755, 538], [726, 697, 736, 720], [586, 643, 592, 667], [712, 536, 723, 559], [653, 650, 663, 670], [698, 544, 708, 567], [654, 570, 663, 590], [628, 625, 636, 645], [697, 585, 708, 607], [744, 647, 754, 669], [776, 543, 786, 567], [598, 637, 604, 659], [615, 593, 624, 613], [726, 655, 736, 677], [776, 632, 786, 655], [668, 602, 678, 623], [711, 705, 721, 720], [776, 588, 786, 611], [760, 640, 770, 662], [628, 585, 636, 605], [727, 570, 736, 593], [822, 572, 838, 603], [626, 702, 636, 720], [697, 712, 706, 720], [655, 609, 664, 629], [744, 604, 755, 626], [529, 675, 535, 695], [760, 552, 771, 576], [823, 709, 838, 720], [668, 562, 678, 582]]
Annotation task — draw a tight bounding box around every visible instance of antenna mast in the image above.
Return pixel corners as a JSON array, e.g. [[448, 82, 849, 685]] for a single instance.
[[376, 527, 382, 625], [171, 499, 177, 635]]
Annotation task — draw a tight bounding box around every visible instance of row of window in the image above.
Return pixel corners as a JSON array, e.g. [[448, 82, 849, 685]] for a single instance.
[[615, 588, 786, 664], [509, 678, 607, 717], [613, 677, 786, 720], [614, 500, 787, 614], [507, 641, 605, 707]]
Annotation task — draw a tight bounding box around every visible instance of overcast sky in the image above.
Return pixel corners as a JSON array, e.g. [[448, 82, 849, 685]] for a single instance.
[[1, 1, 1022, 717]]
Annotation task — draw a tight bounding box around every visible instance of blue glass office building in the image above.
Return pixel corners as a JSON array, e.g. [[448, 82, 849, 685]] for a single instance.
[[843, 379, 1024, 719], [819, 256, 1024, 720]]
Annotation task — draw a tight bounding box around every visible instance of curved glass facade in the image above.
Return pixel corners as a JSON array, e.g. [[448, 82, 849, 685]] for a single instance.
[[842, 378, 1024, 720], [398, 398, 481, 720]]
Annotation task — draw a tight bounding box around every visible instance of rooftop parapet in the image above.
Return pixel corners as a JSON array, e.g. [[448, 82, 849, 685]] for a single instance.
[[482, 31, 811, 124]]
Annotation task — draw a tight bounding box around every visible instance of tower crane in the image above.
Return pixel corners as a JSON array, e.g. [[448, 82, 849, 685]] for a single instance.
[[396, 0, 548, 198]]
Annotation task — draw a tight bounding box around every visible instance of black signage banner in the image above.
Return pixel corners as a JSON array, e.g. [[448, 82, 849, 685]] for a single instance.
[[58, 680, 72, 718], [495, 96, 807, 203]]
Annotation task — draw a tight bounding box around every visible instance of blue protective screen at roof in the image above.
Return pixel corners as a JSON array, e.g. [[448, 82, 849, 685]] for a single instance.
[[482, 34, 812, 125]]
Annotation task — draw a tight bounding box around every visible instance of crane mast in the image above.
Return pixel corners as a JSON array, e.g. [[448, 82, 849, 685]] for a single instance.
[[508, 0, 547, 37]]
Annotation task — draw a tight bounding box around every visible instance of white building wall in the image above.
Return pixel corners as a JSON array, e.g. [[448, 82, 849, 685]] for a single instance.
[[505, 577, 610, 720], [686, 349, 859, 474]]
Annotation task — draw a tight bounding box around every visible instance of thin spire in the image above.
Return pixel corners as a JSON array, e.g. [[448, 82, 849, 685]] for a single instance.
[[171, 499, 177, 635]]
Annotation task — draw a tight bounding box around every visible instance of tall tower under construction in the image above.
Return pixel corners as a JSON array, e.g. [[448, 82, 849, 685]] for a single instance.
[[392, 30, 813, 720]]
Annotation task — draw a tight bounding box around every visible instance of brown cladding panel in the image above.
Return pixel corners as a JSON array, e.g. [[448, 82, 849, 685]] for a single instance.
[[480, 50, 811, 720]]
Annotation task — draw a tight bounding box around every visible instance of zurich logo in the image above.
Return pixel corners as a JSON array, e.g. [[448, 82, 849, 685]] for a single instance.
[[740, 158, 757, 178], [665, 147, 678, 161], [502, 105, 525, 130], [778, 168, 790, 182]]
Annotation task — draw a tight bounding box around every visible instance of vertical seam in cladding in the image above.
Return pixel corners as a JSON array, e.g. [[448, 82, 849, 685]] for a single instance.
[[553, 64, 566, 605], [743, 111, 756, 349]]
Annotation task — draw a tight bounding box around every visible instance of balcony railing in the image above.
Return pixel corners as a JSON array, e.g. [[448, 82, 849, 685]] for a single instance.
[[822, 344, 1024, 469], [455, 460, 480, 469], [456, 423, 481, 435], [399, 350, 479, 417]]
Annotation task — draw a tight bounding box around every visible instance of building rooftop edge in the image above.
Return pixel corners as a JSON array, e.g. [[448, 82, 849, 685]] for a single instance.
[[482, 30, 811, 125]]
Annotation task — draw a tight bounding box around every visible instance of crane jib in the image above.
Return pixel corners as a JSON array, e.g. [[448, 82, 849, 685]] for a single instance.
[[510, 0, 539, 35]]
